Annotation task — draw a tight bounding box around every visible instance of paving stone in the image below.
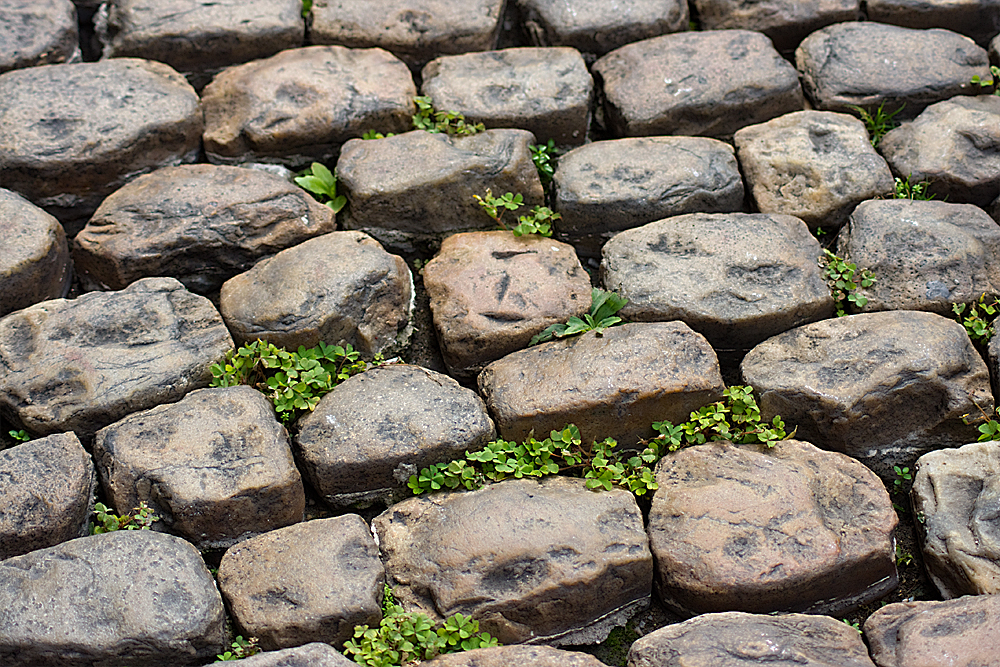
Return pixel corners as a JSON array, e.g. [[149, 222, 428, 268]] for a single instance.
[[879, 96, 1000, 207], [336, 129, 543, 254], [0, 59, 202, 236], [691, 0, 859, 53], [373, 476, 653, 645], [73, 164, 336, 295], [601, 212, 833, 350], [0, 189, 71, 318], [0, 0, 79, 74], [423, 645, 608, 667], [240, 643, 355, 667], [295, 364, 495, 507], [0, 277, 234, 440], [479, 321, 725, 447], [202, 46, 415, 167], [0, 530, 226, 667], [867, 0, 1000, 48], [0, 432, 94, 560], [837, 199, 1000, 314], [795, 22, 990, 119], [553, 137, 744, 256], [218, 515, 383, 651], [219, 231, 413, 356], [592, 30, 803, 139], [422, 231, 591, 379], [741, 310, 992, 481], [992, 33, 999, 64], [734, 110, 894, 231]]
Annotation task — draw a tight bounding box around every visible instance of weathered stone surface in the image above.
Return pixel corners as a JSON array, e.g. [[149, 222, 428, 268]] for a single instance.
[[0, 530, 226, 667], [741, 310, 993, 480], [93, 386, 304, 550], [879, 96, 1000, 207], [838, 199, 1000, 314], [374, 476, 653, 645], [593, 30, 803, 139], [239, 643, 356, 667], [424, 645, 608, 667], [0, 189, 71, 317], [649, 439, 898, 617], [422, 231, 591, 379], [911, 441, 1000, 598], [553, 137, 744, 255], [202, 46, 415, 166], [337, 129, 543, 254], [628, 611, 877, 667], [868, 0, 1000, 48], [992, 33, 999, 64], [734, 110, 894, 231], [864, 595, 1000, 667], [219, 231, 413, 355], [421, 47, 592, 146], [310, 0, 505, 70], [479, 321, 725, 446], [0, 432, 94, 560], [691, 0, 858, 53], [0, 0, 79, 74], [795, 22, 989, 118], [0, 277, 234, 440], [295, 364, 494, 506], [218, 515, 383, 651], [73, 164, 337, 294], [601, 213, 833, 349]]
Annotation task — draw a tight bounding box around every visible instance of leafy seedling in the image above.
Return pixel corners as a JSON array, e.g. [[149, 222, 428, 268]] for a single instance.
[[971, 65, 1000, 95], [529, 139, 557, 186], [362, 130, 395, 140], [892, 465, 912, 492], [848, 101, 903, 148], [820, 249, 875, 316], [295, 162, 347, 213], [90, 501, 158, 534], [952, 294, 998, 343], [412, 96, 484, 136], [530, 288, 627, 345], [895, 544, 915, 567], [894, 175, 936, 201], [216, 636, 260, 662], [474, 189, 558, 237], [8, 429, 29, 442]]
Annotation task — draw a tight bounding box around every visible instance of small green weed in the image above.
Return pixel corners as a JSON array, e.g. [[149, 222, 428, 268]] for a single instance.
[[300, 0, 312, 18], [848, 101, 903, 148], [412, 96, 485, 136], [820, 249, 875, 316], [893, 175, 936, 201], [529, 139, 557, 187], [90, 501, 158, 534], [841, 619, 862, 634], [295, 162, 347, 213], [362, 130, 396, 140], [8, 429, 29, 442], [530, 288, 627, 345], [952, 294, 998, 343], [964, 403, 1000, 442], [971, 65, 1000, 95], [892, 465, 912, 492], [474, 189, 559, 237], [895, 544, 915, 567], [216, 636, 260, 662]]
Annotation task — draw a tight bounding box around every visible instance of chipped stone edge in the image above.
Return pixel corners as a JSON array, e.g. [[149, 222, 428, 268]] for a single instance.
[[526, 595, 651, 647]]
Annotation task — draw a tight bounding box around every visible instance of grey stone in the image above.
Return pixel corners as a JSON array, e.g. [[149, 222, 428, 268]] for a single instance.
[[553, 137, 745, 256], [0, 59, 202, 235], [879, 96, 1000, 207], [336, 129, 543, 254], [0, 189, 71, 317], [691, 0, 859, 53], [837, 199, 1000, 314], [648, 439, 898, 617], [601, 213, 833, 350], [0, 432, 94, 560], [424, 645, 609, 667], [0, 530, 226, 667], [239, 643, 356, 667], [478, 321, 725, 447], [867, 0, 1000, 48], [422, 231, 592, 379], [373, 476, 653, 645], [592, 30, 803, 139], [0, 0, 79, 74], [741, 310, 993, 480], [0, 277, 234, 440], [219, 231, 413, 356], [218, 515, 384, 651], [795, 22, 990, 119], [202, 46, 416, 167], [72, 164, 337, 295], [734, 110, 894, 231], [295, 364, 495, 507], [992, 34, 999, 65]]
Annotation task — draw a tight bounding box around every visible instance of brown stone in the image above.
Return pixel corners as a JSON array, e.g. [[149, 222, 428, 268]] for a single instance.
[[867, 0, 1000, 48], [424, 645, 608, 667], [0, 0, 79, 74], [691, 0, 859, 52], [0, 188, 71, 317], [239, 644, 356, 667]]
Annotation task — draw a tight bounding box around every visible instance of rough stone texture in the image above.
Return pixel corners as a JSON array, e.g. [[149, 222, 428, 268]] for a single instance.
[[479, 321, 725, 447], [879, 96, 1000, 207], [553, 137, 745, 256], [691, 0, 859, 53], [202, 46, 416, 166], [310, 0, 506, 70], [864, 595, 1000, 667], [218, 515, 384, 651], [592, 30, 803, 139], [0, 0, 79, 73], [601, 213, 833, 350], [837, 199, 1000, 314], [992, 33, 999, 64], [422, 231, 592, 379], [648, 439, 898, 617], [910, 441, 1000, 598], [424, 645, 609, 667], [219, 231, 413, 356], [0, 277, 234, 440], [795, 22, 990, 119], [295, 364, 495, 507], [239, 643, 356, 667], [741, 310, 993, 480], [374, 476, 653, 645], [628, 611, 878, 667], [0, 188, 71, 317], [734, 110, 894, 231], [72, 164, 337, 295], [337, 129, 543, 254], [0, 530, 226, 667], [0, 432, 94, 560], [421, 47, 592, 146], [868, 0, 1000, 48]]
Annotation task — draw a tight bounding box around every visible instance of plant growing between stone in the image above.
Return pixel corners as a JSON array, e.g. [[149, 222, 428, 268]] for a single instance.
[[8, 429, 29, 442], [362, 130, 395, 140], [412, 96, 485, 135], [893, 175, 936, 200], [295, 162, 347, 213], [952, 294, 998, 343], [892, 465, 912, 491], [90, 502, 158, 534], [215, 636, 260, 662], [820, 249, 875, 316], [474, 189, 559, 237], [895, 544, 915, 567], [529, 139, 558, 187], [530, 288, 627, 345], [848, 101, 903, 148], [971, 65, 1000, 95]]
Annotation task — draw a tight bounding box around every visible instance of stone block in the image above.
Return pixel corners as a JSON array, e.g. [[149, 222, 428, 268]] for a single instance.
[[240, 643, 355, 667], [0, 0, 79, 74], [424, 645, 608, 667], [867, 0, 1000, 48], [0, 189, 71, 317], [692, 0, 859, 52]]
